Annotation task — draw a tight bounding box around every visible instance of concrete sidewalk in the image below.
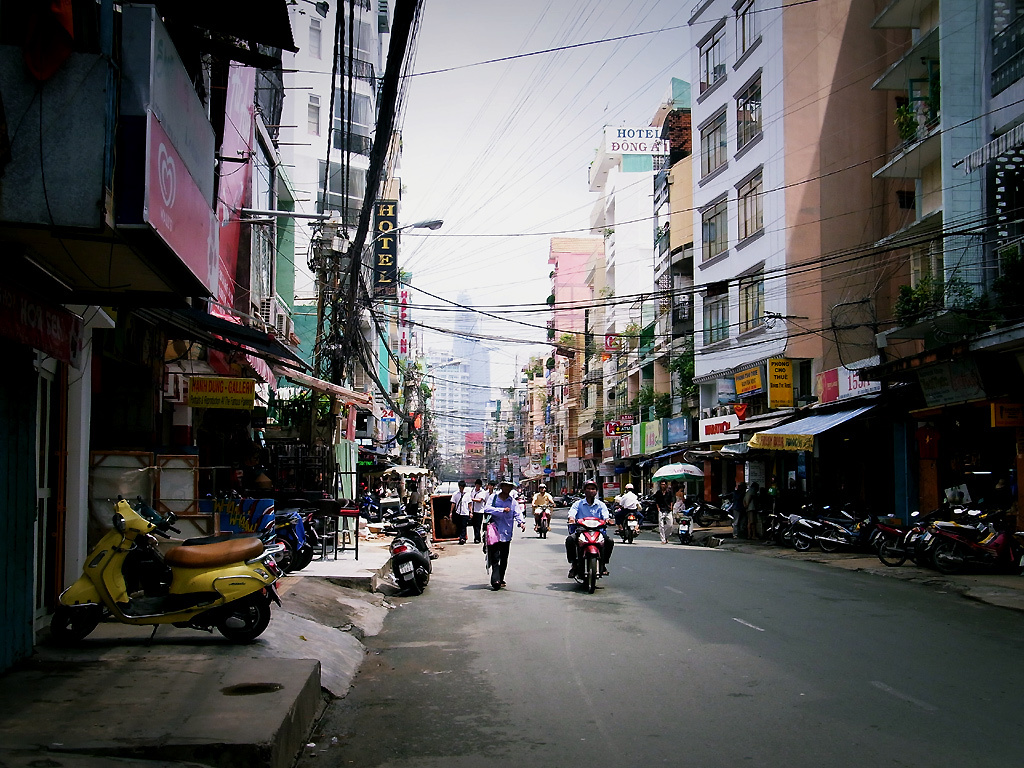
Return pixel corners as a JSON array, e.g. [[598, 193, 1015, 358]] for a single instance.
[[0, 539, 397, 768]]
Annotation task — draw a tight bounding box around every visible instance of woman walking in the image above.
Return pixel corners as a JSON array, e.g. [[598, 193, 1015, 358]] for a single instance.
[[483, 480, 526, 590]]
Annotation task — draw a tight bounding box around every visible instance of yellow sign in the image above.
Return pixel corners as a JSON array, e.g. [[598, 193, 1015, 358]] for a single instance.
[[748, 432, 814, 451], [188, 377, 256, 410], [734, 366, 763, 395], [768, 358, 794, 408], [992, 402, 1024, 427]]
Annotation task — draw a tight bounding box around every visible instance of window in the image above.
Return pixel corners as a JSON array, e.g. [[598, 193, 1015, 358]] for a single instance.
[[736, 0, 759, 56], [307, 95, 320, 135], [703, 283, 730, 345], [738, 171, 763, 240], [700, 110, 728, 177], [333, 92, 374, 154], [896, 190, 916, 209], [701, 198, 728, 262], [699, 25, 726, 93], [309, 18, 322, 59], [736, 77, 762, 150], [739, 272, 764, 333], [317, 160, 367, 215]]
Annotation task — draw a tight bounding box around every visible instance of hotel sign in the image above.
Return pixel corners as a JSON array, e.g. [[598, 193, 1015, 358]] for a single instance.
[[373, 200, 399, 298], [604, 127, 670, 155]]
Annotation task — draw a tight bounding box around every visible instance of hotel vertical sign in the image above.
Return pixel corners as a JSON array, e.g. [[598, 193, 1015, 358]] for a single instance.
[[373, 200, 399, 298]]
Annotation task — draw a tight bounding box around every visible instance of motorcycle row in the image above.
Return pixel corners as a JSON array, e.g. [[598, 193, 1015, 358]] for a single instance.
[[746, 499, 1024, 577]]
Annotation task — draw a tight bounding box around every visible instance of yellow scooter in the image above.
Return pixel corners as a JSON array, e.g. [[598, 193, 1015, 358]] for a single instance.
[[52, 497, 283, 644]]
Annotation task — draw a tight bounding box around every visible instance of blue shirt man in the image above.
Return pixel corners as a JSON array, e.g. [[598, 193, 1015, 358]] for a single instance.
[[565, 479, 614, 576]]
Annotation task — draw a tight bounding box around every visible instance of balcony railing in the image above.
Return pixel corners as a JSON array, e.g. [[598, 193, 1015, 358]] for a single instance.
[[993, 13, 1024, 95]]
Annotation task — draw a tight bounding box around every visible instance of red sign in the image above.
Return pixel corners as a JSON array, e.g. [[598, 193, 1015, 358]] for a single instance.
[[604, 334, 621, 352], [0, 284, 83, 367], [146, 111, 216, 293]]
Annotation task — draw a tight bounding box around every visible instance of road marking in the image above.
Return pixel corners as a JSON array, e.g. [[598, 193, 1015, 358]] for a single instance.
[[732, 618, 765, 632], [870, 681, 938, 712], [665, 586, 685, 595]]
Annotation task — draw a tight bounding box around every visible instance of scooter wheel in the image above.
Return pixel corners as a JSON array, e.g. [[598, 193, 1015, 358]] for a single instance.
[[50, 605, 101, 644], [217, 593, 272, 643], [292, 543, 315, 572], [585, 557, 598, 594], [275, 539, 297, 573]]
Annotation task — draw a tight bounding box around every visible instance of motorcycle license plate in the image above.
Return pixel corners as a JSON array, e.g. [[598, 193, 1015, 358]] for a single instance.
[[398, 561, 414, 575], [628, 520, 639, 530]]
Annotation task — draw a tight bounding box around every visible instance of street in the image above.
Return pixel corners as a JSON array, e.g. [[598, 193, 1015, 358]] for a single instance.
[[298, 530, 1024, 768]]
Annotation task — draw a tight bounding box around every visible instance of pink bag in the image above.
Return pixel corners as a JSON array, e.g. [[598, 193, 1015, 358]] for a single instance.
[[485, 522, 499, 546]]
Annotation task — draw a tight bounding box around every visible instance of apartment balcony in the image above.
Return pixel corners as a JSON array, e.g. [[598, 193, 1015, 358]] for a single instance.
[[993, 13, 1024, 96], [874, 122, 941, 179], [871, 0, 929, 30], [872, 26, 938, 91]]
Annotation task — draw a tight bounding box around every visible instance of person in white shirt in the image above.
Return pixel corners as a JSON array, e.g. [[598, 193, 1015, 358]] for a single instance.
[[449, 480, 472, 545], [613, 483, 640, 533], [470, 479, 488, 544]]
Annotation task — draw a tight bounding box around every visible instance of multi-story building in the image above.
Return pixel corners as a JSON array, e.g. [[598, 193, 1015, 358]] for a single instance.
[[688, 0, 898, 506]]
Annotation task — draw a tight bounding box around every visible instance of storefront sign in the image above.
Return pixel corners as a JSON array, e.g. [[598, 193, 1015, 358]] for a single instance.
[[187, 377, 255, 409], [816, 357, 881, 403], [992, 402, 1024, 427], [768, 358, 794, 408], [750, 432, 814, 451], [665, 416, 690, 445], [698, 414, 740, 443], [604, 418, 632, 436], [146, 111, 217, 293], [631, 422, 644, 455], [734, 365, 763, 396], [918, 359, 986, 406], [0, 285, 83, 367], [373, 200, 399, 298], [644, 419, 664, 453], [603, 481, 620, 496], [604, 334, 622, 352]]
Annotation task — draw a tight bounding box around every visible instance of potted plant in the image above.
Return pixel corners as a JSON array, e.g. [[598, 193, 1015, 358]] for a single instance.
[[894, 104, 917, 143]]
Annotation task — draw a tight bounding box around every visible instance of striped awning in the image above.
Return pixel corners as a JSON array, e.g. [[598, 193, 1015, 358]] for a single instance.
[[958, 122, 1024, 174], [748, 405, 874, 451]]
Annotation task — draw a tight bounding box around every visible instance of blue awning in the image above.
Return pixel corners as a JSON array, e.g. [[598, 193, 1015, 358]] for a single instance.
[[748, 405, 875, 451]]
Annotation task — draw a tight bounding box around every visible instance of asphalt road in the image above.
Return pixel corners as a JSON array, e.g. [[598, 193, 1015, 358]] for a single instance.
[[298, 528, 1024, 768]]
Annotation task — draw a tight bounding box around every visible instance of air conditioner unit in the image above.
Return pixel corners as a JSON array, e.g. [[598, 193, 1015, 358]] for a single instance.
[[275, 310, 292, 339], [259, 297, 275, 325]]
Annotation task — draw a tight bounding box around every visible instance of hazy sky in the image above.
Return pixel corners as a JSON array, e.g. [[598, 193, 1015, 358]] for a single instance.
[[395, 0, 691, 388]]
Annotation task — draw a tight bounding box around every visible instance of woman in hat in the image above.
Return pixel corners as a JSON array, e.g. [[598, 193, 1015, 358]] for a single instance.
[[483, 480, 526, 590]]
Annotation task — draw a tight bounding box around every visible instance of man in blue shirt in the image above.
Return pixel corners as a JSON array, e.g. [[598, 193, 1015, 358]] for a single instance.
[[565, 479, 614, 578]]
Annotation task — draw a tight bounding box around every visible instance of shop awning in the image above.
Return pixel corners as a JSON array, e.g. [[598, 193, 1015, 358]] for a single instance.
[[139, 306, 308, 371], [379, 465, 430, 477], [638, 447, 688, 467], [726, 412, 794, 434], [283, 370, 373, 407], [748, 405, 875, 451]]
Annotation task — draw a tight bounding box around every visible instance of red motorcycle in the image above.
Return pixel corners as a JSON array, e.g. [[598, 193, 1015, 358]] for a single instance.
[[929, 512, 1024, 575], [570, 517, 607, 593]]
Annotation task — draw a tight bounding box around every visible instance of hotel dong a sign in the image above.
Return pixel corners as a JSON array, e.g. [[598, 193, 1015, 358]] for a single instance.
[[604, 127, 670, 155]]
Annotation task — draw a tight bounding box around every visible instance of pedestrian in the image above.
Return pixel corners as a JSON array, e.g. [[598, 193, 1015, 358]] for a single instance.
[[483, 480, 526, 590], [652, 480, 674, 543], [484, 479, 497, 507], [565, 479, 615, 577], [731, 482, 747, 539], [449, 480, 472, 545], [743, 481, 761, 539], [672, 488, 688, 533], [470, 479, 488, 544]]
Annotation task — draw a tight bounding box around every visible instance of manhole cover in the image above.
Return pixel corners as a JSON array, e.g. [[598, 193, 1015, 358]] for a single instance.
[[221, 682, 284, 696]]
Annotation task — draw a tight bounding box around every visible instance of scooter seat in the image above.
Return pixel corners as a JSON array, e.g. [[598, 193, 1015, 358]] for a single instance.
[[164, 537, 264, 568]]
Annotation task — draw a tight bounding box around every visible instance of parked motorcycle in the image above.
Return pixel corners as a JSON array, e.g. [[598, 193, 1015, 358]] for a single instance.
[[559, 492, 582, 508], [51, 497, 282, 644], [791, 504, 834, 552], [274, 499, 316, 573], [676, 510, 694, 545], [688, 497, 734, 528], [813, 505, 877, 553], [535, 505, 552, 539], [384, 513, 432, 595], [570, 517, 608, 594], [929, 511, 1024, 575]]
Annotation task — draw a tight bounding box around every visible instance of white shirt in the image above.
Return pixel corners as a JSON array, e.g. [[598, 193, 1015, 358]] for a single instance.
[[451, 490, 472, 517], [615, 490, 640, 510]]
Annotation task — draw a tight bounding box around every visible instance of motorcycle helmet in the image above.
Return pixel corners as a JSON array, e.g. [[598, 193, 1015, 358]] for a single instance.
[[625, 483, 634, 490]]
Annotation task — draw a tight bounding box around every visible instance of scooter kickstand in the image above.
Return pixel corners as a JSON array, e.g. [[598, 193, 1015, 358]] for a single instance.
[[146, 625, 160, 645]]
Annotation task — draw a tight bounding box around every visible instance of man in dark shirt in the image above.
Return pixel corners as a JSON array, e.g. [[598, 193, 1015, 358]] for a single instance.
[[652, 480, 674, 522]]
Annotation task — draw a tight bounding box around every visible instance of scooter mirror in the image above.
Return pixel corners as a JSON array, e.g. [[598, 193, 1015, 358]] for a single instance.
[[112, 513, 126, 534]]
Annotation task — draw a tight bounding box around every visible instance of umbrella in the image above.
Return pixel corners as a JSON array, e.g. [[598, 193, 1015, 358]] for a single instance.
[[651, 463, 704, 481]]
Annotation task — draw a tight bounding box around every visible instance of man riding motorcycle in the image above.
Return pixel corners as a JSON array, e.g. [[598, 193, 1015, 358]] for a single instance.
[[613, 483, 641, 533], [532, 484, 556, 531], [565, 479, 615, 577]]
